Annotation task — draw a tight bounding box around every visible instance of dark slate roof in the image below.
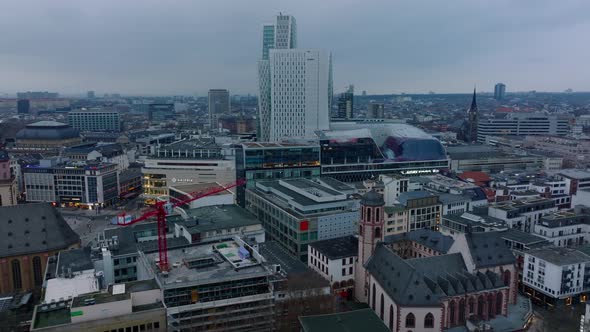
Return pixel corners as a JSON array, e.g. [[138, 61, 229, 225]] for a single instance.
[[0, 203, 80, 258], [57, 247, 93, 273], [361, 190, 384, 207], [397, 190, 437, 206], [365, 244, 507, 307], [308, 236, 358, 260], [0, 150, 9, 161], [385, 228, 455, 254], [299, 308, 390, 332], [16, 121, 80, 140], [466, 231, 516, 268]]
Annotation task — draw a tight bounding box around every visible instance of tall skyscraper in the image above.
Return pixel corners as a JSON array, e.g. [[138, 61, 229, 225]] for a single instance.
[[208, 89, 230, 128], [494, 83, 506, 100], [337, 85, 354, 119], [87, 90, 95, 99], [17, 99, 30, 114], [257, 14, 332, 142], [467, 88, 479, 143], [367, 102, 384, 119]]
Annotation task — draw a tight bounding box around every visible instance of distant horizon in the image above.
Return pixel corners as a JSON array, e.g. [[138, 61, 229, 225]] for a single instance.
[[2, 90, 589, 99]]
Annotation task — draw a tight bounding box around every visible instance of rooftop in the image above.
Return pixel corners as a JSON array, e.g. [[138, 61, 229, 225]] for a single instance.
[[557, 169, 590, 180], [241, 142, 319, 149], [489, 197, 555, 212], [366, 245, 506, 306], [143, 239, 271, 288], [442, 212, 507, 229], [397, 190, 438, 206], [309, 236, 358, 260], [499, 229, 548, 246], [299, 308, 390, 332], [528, 247, 590, 265], [0, 203, 80, 258], [466, 232, 516, 268], [171, 205, 261, 234], [385, 228, 455, 254]]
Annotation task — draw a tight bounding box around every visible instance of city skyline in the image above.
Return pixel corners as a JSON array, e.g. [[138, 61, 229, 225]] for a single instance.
[[1, 1, 589, 96]]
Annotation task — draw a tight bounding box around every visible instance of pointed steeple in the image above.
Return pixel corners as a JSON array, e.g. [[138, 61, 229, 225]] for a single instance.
[[469, 87, 478, 114]]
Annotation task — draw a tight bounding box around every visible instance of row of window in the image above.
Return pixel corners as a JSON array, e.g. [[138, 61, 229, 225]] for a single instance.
[[102, 321, 160, 332]]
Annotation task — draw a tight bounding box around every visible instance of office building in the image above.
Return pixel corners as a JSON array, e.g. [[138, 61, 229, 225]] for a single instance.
[[235, 142, 321, 207], [478, 113, 570, 142], [33, 248, 165, 332], [63, 143, 130, 172], [523, 246, 590, 306], [138, 238, 276, 331], [246, 178, 359, 261], [555, 169, 590, 195], [447, 145, 553, 174], [396, 191, 442, 232], [440, 212, 508, 235], [0, 151, 17, 206], [67, 109, 121, 132], [366, 102, 384, 119], [17, 99, 30, 114], [526, 136, 590, 168], [258, 14, 297, 141], [533, 206, 590, 247], [0, 203, 80, 294], [148, 103, 174, 122], [141, 139, 235, 203], [336, 85, 354, 119], [258, 14, 332, 141], [494, 83, 506, 100], [319, 121, 449, 182], [87, 90, 95, 99], [208, 89, 230, 128], [14, 121, 82, 154], [488, 197, 557, 233], [24, 159, 119, 207]]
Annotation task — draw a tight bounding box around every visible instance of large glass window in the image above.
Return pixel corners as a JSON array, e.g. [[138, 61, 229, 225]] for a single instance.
[[11, 259, 22, 290]]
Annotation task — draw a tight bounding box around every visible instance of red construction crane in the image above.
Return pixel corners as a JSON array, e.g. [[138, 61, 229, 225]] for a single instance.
[[116, 179, 246, 272]]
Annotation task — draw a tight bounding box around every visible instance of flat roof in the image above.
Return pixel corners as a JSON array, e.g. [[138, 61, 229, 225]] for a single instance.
[[241, 142, 319, 149], [529, 247, 590, 265], [557, 169, 590, 180], [309, 236, 358, 260], [72, 292, 130, 308], [172, 205, 261, 234], [143, 240, 271, 288], [299, 308, 390, 332], [500, 229, 547, 245]]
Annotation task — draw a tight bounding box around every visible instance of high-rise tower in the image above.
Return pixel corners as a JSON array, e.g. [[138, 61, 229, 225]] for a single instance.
[[467, 88, 479, 143], [257, 14, 332, 142], [354, 190, 385, 302], [494, 83, 506, 100], [208, 89, 230, 129]]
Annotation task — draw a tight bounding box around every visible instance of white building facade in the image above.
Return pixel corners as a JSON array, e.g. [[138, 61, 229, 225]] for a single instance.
[[257, 14, 332, 142]]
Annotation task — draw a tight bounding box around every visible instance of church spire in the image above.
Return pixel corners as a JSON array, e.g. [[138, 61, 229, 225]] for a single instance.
[[469, 87, 478, 113]]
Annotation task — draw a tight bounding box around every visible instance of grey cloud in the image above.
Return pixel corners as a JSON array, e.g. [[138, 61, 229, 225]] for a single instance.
[[0, 0, 589, 95]]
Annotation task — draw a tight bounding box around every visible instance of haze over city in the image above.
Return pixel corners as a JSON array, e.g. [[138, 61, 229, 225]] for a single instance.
[[1, 0, 589, 95]]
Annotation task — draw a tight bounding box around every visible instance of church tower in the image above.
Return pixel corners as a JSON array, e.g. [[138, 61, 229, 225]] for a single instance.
[[467, 88, 479, 143], [354, 189, 385, 302]]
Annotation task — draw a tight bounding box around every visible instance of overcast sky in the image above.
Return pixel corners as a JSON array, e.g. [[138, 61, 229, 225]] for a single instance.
[[1, 0, 589, 96]]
